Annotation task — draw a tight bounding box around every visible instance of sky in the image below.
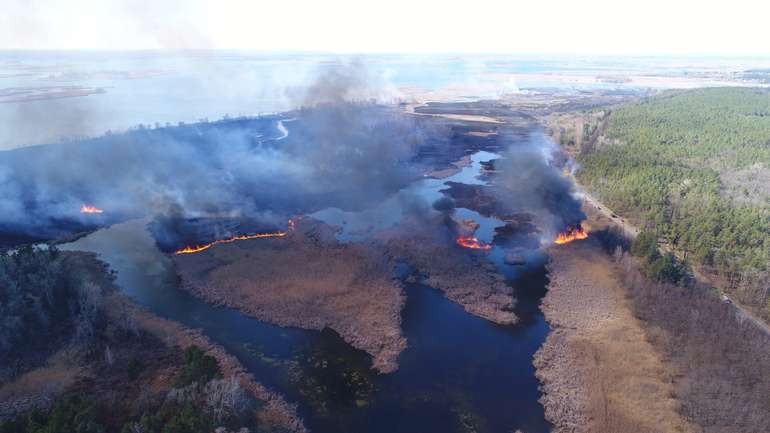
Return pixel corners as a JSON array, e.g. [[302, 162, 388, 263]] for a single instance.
[[2, 0, 770, 56]]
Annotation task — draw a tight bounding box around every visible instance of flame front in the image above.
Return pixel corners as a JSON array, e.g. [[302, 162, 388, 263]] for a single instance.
[[80, 204, 104, 214], [554, 226, 588, 245], [175, 219, 295, 255], [456, 236, 492, 251]]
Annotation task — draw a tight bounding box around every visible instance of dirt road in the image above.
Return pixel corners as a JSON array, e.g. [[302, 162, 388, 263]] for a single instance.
[[579, 187, 770, 339]]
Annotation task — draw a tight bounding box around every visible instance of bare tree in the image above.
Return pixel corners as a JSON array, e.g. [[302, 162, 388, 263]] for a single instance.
[[117, 302, 140, 336], [105, 345, 114, 366], [73, 282, 103, 345], [205, 377, 251, 424], [123, 422, 146, 433]]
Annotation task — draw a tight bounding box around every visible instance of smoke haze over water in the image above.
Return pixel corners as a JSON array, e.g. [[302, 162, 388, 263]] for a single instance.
[[0, 58, 582, 250], [0, 62, 434, 242]]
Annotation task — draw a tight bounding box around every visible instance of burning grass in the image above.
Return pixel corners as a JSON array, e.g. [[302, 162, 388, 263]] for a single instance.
[[378, 214, 517, 325], [554, 225, 588, 245], [79, 204, 103, 214], [174, 220, 294, 254], [455, 235, 492, 251]]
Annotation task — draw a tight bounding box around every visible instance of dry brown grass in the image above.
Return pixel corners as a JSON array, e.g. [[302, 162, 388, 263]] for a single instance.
[[465, 131, 498, 138], [0, 349, 83, 416], [377, 214, 517, 325], [104, 292, 308, 433], [425, 154, 472, 179], [535, 238, 693, 433], [0, 251, 307, 432], [174, 219, 405, 373], [616, 254, 770, 433]]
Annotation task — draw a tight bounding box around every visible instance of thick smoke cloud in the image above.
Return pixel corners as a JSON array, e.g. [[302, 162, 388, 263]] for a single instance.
[[290, 59, 401, 107], [282, 105, 423, 207], [0, 58, 579, 249], [0, 61, 429, 242], [495, 129, 585, 238], [432, 197, 456, 213]]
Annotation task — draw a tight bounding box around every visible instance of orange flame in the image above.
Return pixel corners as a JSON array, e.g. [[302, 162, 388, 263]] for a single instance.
[[80, 204, 104, 214], [554, 226, 588, 245], [175, 219, 295, 255], [456, 236, 492, 251]]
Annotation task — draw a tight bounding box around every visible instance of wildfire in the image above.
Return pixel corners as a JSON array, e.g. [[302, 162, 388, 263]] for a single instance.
[[80, 204, 104, 214], [174, 219, 295, 255], [456, 236, 492, 251], [554, 225, 588, 245]]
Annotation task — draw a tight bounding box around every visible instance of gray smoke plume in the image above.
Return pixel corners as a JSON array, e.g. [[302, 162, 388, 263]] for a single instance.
[[494, 129, 585, 239], [0, 61, 434, 244], [289, 58, 400, 107], [0, 99, 100, 150]]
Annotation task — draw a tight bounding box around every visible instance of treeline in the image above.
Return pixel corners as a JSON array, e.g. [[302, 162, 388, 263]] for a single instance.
[[614, 248, 770, 433], [0, 248, 260, 432], [0, 346, 255, 433], [576, 88, 770, 318], [118, 346, 254, 433], [630, 231, 687, 284], [0, 246, 107, 377]]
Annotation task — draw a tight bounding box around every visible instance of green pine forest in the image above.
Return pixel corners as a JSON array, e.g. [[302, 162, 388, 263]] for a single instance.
[[575, 88, 770, 317]]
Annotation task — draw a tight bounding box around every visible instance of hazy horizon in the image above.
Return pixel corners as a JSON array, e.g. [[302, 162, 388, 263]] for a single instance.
[[5, 0, 770, 56], [4, 51, 769, 150]]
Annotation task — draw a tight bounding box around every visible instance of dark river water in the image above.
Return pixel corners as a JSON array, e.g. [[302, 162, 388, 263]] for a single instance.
[[62, 151, 552, 433]]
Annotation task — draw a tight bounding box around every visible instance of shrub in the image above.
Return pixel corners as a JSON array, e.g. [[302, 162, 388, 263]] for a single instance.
[[173, 346, 222, 388], [630, 231, 660, 261], [120, 402, 215, 433], [0, 396, 105, 433], [644, 252, 685, 284], [127, 357, 144, 381]]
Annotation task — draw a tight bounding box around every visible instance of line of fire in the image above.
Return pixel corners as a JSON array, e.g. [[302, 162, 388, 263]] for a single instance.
[[80, 204, 104, 214], [553, 225, 588, 245], [79, 199, 586, 254], [454, 222, 588, 252], [174, 219, 296, 254]]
